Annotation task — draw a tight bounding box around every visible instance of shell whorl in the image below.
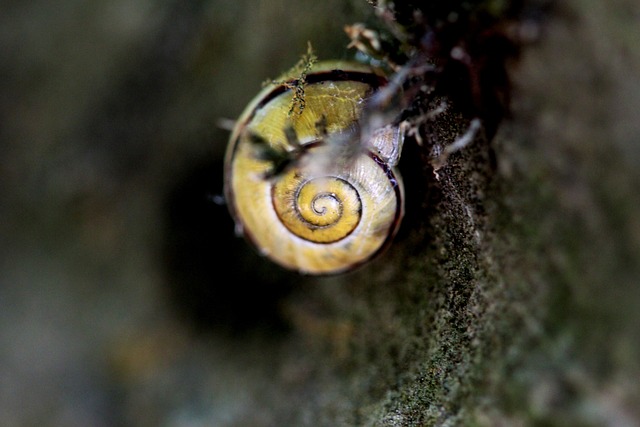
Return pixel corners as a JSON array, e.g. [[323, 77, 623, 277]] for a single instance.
[[224, 61, 404, 275], [273, 172, 362, 244]]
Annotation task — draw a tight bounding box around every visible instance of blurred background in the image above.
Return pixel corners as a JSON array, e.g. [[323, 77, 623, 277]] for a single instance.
[[2, 1, 640, 426], [0, 1, 376, 425]]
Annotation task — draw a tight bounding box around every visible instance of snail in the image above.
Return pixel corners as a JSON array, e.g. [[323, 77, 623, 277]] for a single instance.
[[224, 60, 405, 275]]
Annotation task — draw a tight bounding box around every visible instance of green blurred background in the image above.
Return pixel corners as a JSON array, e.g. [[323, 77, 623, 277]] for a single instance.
[[0, 1, 375, 425], [2, 1, 640, 426]]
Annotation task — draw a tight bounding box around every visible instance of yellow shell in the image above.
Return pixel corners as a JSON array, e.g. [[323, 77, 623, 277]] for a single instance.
[[224, 60, 404, 275]]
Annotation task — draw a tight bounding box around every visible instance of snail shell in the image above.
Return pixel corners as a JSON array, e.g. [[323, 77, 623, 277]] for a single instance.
[[224, 60, 404, 275]]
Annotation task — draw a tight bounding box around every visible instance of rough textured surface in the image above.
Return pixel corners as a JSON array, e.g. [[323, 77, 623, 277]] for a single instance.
[[1, 1, 639, 426]]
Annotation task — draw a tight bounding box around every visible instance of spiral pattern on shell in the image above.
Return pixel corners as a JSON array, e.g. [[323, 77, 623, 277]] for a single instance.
[[224, 60, 404, 274], [273, 172, 362, 244]]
